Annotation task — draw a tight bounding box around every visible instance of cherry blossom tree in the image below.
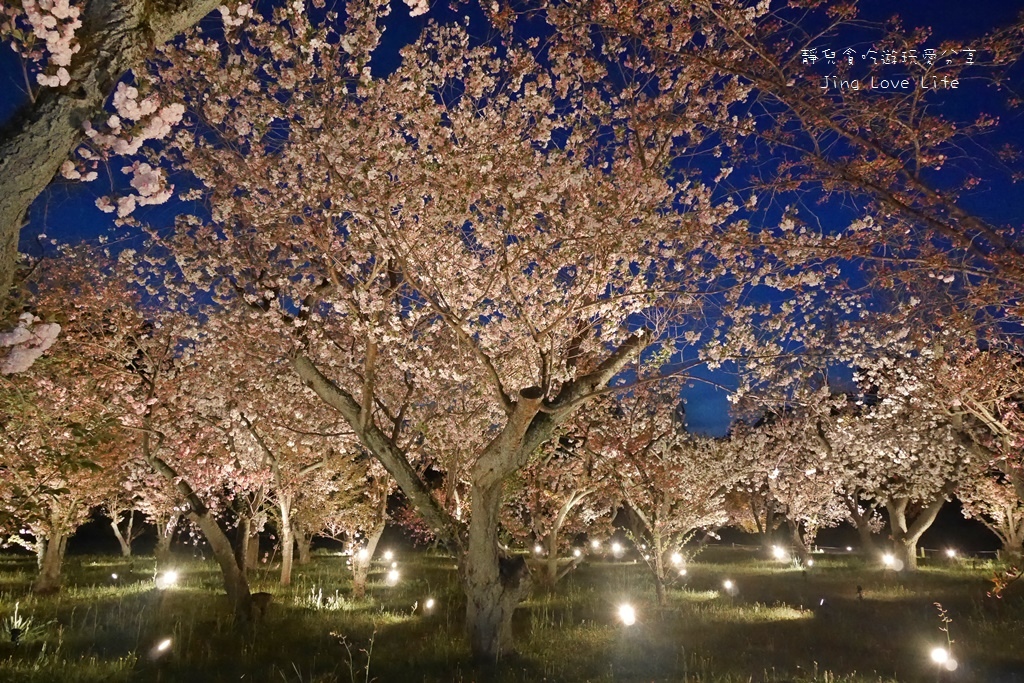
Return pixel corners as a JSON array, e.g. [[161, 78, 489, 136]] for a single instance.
[[596, 386, 736, 604], [143, 3, 757, 656], [960, 468, 1024, 562], [0, 0, 224, 310], [504, 430, 617, 588]]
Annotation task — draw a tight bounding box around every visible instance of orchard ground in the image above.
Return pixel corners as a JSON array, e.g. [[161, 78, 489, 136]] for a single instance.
[[1, 547, 1023, 683]]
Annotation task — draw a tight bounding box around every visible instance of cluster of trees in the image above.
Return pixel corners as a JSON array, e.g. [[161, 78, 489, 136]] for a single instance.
[[2, 0, 1024, 661]]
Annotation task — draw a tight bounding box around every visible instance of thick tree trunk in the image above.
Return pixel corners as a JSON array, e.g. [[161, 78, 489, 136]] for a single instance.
[[653, 547, 667, 607], [154, 513, 179, 566], [352, 521, 385, 599], [32, 531, 66, 593], [279, 495, 294, 586], [855, 519, 879, 557], [190, 509, 252, 623], [462, 480, 531, 661], [886, 496, 945, 572], [788, 519, 811, 564], [0, 0, 220, 313]]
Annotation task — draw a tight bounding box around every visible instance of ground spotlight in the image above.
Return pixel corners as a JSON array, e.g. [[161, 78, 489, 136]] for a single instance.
[[611, 542, 623, 557], [771, 545, 786, 560], [591, 540, 601, 550], [383, 550, 394, 561], [386, 569, 400, 585], [946, 548, 957, 558], [424, 597, 435, 611], [156, 570, 178, 590], [573, 548, 582, 558], [671, 552, 683, 566], [618, 603, 636, 626]]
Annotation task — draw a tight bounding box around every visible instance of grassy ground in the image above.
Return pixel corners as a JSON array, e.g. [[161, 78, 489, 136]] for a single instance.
[[0, 547, 1022, 682]]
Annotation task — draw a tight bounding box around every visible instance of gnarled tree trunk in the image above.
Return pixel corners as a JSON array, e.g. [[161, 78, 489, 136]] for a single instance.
[[462, 479, 531, 661], [296, 527, 312, 565], [886, 496, 946, 571]]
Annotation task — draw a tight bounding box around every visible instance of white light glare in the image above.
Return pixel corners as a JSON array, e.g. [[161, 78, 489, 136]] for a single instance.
[[846, 546, 853, 552], [611, 542, 623, 556], [391, 562, 397, 569], [946, 548, 957, 558], [356, 548, 369, 561], [424, 598, 435, 610], [723, 579, 734, 591], [383, 550, 394, 561], [670, 552, 683, 566], [882, 554, 895, 567], [573, 548, 582, 558], [678, 568, 688, 577], [806, 559, 814, 567], [157, 638, 172, 652], [771, 545, 786, 560], [590, 539, 601, 549], [618, 603, 636, 626], [156, 570, 178, 589], [111, 573, 118, 580], [930, 647, 949, 664], [386, 569, 400, 585]]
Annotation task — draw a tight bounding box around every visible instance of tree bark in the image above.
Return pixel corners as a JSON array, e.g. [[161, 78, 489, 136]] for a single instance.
[[0, 0, 220, 313], [154, 512, 179, 566], [278, 494, 294, 586], [352, 520, 385, 599], [110, 509, 134, 557], [462, 479, 531, 661], [32, 531, 66, 593], [886, 496, 946, 571], [190, 508, 252, 623], [788, 519, 811, 564], [296, 528, 312, 565]]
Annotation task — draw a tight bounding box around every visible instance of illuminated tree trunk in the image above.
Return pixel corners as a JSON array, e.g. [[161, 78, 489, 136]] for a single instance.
[[886, 496, 945, 571], [788, 519, 811, 564], [154, 512, 179, 567], [110, 509, 135, 557], [278, 493, 294, 586], [32, 530, 67, 594], [462, 479, 531, 661], [352, 519, 385, 599], [145, 443, 253, 623]]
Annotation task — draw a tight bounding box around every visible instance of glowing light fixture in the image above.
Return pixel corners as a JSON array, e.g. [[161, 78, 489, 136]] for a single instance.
[[771, 545, 786, 560], [618, 603, 636, 626], [424, 598, 435, 610], [946, 548, 957, 558], [591, 540, 601, 549], [611, 542, 623, 557], [573, 548, 582, 558], [156, 570, 178, 590], [670, 552, 683, 566], [386, 569, 400, 585], [383, 550, 394, 561], [157, 638, 172, 652]]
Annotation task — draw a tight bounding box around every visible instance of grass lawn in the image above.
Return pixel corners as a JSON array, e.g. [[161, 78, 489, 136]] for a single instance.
[[1, 547, 1023, 682]]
